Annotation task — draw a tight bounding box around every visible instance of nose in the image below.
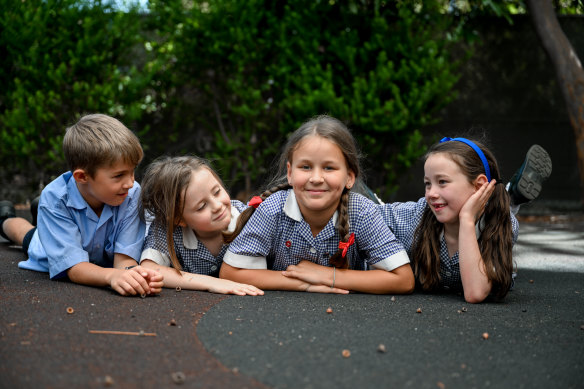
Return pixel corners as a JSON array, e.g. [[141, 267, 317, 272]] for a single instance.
[[123, 173, 134, 189], [426, 185, 438, 199], [309, 168, 324, 183], [209, 197, 224, 212]]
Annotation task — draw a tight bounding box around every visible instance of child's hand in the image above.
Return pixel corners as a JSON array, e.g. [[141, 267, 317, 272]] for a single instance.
[[110, 266, 163, 296], [207, 279, 264, 296], [283, 260, 349, 294], [282, 260, 329, 285], [460, 179, 497, 224], [136, 266, 164, 294]]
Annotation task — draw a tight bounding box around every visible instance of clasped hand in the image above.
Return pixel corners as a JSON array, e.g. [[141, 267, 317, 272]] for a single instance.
[[282, 260, 349, 294], [110, 265, 164, 296]]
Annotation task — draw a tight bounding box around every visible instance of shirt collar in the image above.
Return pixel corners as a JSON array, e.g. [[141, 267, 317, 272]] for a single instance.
[[283, 189, 339, 226], [66, 172, 112, 222], [181, 203, 243, 250]]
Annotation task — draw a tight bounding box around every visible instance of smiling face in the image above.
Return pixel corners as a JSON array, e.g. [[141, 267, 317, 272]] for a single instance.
[[76, 159, 136, 214], [424, 152, 478, 227], [178, 168, 232, 238], [287, 135, 355, 223]]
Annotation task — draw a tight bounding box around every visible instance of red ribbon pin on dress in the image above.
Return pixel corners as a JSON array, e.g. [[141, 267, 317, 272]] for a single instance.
[[248, 196, 263, 209], [338, 233, 355, 258]]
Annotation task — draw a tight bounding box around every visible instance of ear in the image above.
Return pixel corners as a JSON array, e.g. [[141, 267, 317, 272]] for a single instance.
[[473, 174, 488, 190], [177, 218, 187, 228], [286, 161, 292, 185], [346, 170, 356, 190], [73, 169, 90, 183]]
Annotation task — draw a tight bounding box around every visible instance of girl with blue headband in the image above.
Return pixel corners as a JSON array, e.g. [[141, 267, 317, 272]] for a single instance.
[[377, 137, 551, 303]]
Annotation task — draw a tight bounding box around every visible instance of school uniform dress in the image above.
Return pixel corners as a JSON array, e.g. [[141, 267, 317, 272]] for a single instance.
[[224, 189, 409, 271], [377, 197, 520, 291], [18, 171, 146, 279], [140, 200, 247, 276]]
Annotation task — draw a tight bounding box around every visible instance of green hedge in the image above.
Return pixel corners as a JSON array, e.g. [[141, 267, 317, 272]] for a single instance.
[[0, 0, 157, 192], [143, 0, 463, 197], [1, 0, 464, 198]]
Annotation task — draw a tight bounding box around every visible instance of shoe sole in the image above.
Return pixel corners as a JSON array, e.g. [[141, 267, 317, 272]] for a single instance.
[[516, 145, 552, 201]]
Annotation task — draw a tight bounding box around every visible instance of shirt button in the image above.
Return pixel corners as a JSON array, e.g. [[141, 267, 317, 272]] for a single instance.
[[210, 265, 218, 272], [444, 286, 450, 290], [445, 271, 451, 277], [309, 247, 317, 254]]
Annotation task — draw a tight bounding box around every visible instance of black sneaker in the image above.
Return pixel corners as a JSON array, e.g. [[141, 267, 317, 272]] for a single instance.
[[0, 200, 16, 241], [30, 196, 40, 226], [508, 145, 552, 206]]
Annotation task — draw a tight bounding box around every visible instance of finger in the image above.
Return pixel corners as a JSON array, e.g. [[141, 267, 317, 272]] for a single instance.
[[282, 270, 297, 278], [331, 287, 350, 294], [126, 272, 149, 295], [149, 283, 163, 294], [242, 284, 264, 295], [118, 280, 137, 296], [112, 283, 128, 296]]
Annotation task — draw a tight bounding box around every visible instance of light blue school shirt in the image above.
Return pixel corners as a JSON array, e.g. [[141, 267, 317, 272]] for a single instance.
[[18, 171, 146, 279], [224, 189, 409, 271]]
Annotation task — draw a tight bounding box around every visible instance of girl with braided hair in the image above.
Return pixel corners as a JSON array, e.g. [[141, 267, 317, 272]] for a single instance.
[[220, 115, 414, 294]]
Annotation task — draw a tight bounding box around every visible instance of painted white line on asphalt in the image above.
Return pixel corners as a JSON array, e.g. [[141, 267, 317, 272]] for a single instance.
[[514, 224, 584, 273]]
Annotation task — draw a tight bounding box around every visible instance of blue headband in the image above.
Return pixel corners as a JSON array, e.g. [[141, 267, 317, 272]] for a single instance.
[[439, 137, 492, 182]]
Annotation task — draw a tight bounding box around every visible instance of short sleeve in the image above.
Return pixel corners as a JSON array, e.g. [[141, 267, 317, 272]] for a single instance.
[[36, 195, 90, 279], [140, 220, 172, 267], [351, 195, 409, 271], [223, 192, 283, 269]]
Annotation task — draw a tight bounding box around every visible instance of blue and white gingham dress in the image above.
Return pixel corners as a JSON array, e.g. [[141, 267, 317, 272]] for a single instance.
[[224, 189, 409, 271], [377, 197, 519, 291], [140, 200, 247, 276]]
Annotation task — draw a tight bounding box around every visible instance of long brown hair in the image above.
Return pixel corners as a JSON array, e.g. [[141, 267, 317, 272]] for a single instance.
[[140, 155, 226, 272], [224, 115, 361, 269], [411, 139, 514, 298]]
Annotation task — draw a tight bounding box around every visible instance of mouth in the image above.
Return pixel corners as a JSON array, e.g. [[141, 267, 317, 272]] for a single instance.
[[432, 203, 447, 211], [213, 208, 228, 222]]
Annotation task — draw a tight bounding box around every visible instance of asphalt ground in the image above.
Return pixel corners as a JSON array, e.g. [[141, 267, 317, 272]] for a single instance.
[[1, 213, 583, 389]]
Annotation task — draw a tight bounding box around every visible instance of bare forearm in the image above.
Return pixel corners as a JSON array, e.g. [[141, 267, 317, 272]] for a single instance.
[[334, 265, 415, 294], [67, 262, 116, 287], [141, 260, 219, 291], [458, 220, 491, 303], [220, 263, 306, 291]]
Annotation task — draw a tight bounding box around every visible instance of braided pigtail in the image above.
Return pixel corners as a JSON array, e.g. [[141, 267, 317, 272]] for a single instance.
[[223, 182, 291, 243], [328, 190, 352, 269]]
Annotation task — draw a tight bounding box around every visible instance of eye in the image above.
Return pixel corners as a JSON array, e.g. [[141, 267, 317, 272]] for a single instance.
[[214, 188, 222, 196], [439, 179, 448, 185], [300, 165, 310, 170], [197, 203, 206, 211]]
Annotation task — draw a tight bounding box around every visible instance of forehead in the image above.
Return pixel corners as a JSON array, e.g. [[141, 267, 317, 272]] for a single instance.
[[424, 152, 462, 175], [292, 135, 344, 160], [183, 168, 221, 202], [95, 159, 135, 174]]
